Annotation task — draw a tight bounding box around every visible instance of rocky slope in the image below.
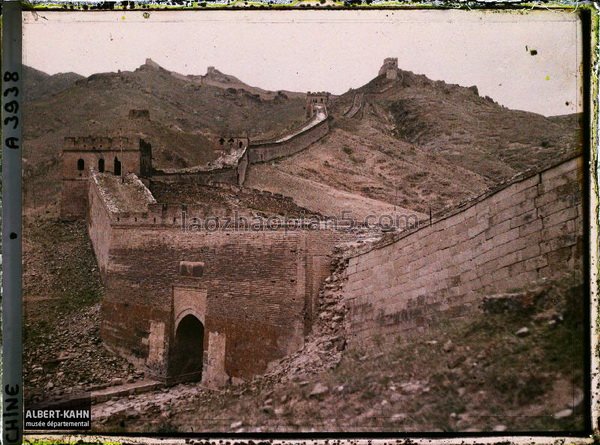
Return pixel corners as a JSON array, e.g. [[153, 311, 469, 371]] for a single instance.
[[94, 270, 585, 433], [23, 219, 137, 403]]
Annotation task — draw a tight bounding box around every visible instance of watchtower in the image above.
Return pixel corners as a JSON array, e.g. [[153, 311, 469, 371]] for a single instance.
[[60, 136, 152, 220], [216, 136, 249, 154], [378, 58, 398, 80], [306, 91, 330, 118]]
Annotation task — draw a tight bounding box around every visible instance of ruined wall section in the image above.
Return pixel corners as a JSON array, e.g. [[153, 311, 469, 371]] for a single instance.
[[342, 156, 585, 344], [378, 57, 398, 80], [151, 166, 240, 188], [60, 136, 146, 220], [89, 191, 311, 230]]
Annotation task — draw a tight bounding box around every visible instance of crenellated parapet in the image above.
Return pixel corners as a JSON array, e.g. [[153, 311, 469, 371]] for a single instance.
[[306, 91, 330, 101], [216, 136, 249, 152], [64, 136, 142, 151]]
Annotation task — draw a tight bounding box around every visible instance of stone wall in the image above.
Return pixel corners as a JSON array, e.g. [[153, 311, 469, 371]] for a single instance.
[[236, 151, 249, 186], [151, 166, 239, 188], [247, 118, 329, 163], [342, 156, 585, 344], [146, 101, 328, 189], [378, 57, 398, 80], [87, 174, 114, 277], [150, 114, 329, 187]]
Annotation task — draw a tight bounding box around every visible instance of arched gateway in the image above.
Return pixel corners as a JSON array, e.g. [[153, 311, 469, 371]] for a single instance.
[[170, 314, 204, 381]]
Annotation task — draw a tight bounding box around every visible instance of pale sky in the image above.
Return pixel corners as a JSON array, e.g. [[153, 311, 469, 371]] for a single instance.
[[23, 9, 582, 116]]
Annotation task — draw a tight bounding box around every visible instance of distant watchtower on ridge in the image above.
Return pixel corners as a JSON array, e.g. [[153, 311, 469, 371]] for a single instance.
[[378, 58, 398, 80], [305, 91, 330, 118]]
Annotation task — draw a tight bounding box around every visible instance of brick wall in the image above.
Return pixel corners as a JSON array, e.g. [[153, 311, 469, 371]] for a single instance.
[[99, 227, 346, 379], [86, 172, 351, 380], [60, 144, 142, 219], [62, 150, 141, 180], [342, 156, 585, 344]]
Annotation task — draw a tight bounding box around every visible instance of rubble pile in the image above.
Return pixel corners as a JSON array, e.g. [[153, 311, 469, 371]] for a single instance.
[[24, 304, 142, 403], [263, 246, 353, 384]]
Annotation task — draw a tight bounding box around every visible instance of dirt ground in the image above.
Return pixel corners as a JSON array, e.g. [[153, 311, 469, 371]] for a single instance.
[[94, 273, 585, 433]]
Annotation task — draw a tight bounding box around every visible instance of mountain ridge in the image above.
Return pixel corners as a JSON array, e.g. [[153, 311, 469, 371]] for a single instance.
[[22, 58, 581, 218]]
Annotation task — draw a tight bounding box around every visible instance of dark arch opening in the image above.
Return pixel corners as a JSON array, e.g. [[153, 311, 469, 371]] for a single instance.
[[219, 138, 225, 145], [114, 157, 122, 176], [238, 141, 243, 148], [77, 159, 85, 171], [170, 314, 204, 381], [98, 158, 105, 173]]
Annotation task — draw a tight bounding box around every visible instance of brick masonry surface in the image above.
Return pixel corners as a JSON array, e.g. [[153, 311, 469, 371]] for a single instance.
[[342, 156, 585, 345], [86, 173, 352, 381]]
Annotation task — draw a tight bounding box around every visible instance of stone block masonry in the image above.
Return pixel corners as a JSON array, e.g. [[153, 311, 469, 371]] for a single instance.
[[342, 156, 585, 345]]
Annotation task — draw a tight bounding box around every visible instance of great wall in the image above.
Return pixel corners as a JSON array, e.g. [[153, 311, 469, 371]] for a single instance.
[[342, 155, 584, 345], [58, 88, 349, 387], [141, 93, 329, 190], [86, 168, 356, 385], [56, 58, 585, 395]]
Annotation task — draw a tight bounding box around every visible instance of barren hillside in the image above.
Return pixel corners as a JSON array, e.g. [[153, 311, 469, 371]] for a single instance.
[[23, 65, 84, 102], [22, 60, 308, 214], [249, 68, 582, 215], [23, 60, 582, 220]]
